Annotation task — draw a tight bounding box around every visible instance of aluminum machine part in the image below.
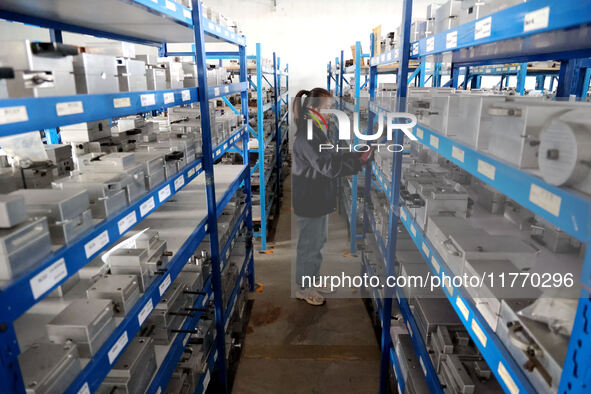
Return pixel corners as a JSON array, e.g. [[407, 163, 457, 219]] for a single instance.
[[0, 40, 76, 98], [46, 299, 116, 358], [86, 274, 140, 317], [72, 53, 119, 94], [11, 188, 93, 245], [98, 336, 157, 394], [18, 342, 81, 394], [0, 216, 52, 280], [117, 57, 147, 92], [0, 194, 28, 228], [538, 109, 591, 196], [131, 151, 167, 189], [395, 334, 431, 393], [59, 120, 112, 143], [144, 282, 191, 345], [159, 59, 184, 90], [44, 144, 74, 176]]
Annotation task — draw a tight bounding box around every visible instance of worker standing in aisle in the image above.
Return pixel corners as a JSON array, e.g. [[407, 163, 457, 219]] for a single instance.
[[292, 88, 370, 305]]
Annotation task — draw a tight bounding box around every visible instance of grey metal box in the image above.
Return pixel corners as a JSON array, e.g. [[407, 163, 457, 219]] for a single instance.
[[146, 282, 189, 345], [395, 334, 430, 393], [87, 275, 140, 317], [19, 342, 81, 394], [47, 299, 116, 358], [0, 194, 27, 228], [117, 58, 147, 92], [0, 217, 52, 280], [72, 53, 119, 94], [60, 120, 111, 143], [45, 144, 74, 175], [98, 336, 157, 394]]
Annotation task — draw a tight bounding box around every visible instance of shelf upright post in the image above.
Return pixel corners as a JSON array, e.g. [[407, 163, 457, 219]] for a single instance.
[[363, 33, 377, 236], [191, 0, 228, 389], [327, 61, 332, 91], [273, 54, 281, 210], [335, 56, 340, 98], [379, 0, 412, 393], [339, 50, 344, 98], [349, 41, 362, 254], [516, 62, 528, 95], [239, 44, 256, 291], [256, 43, 267, 251], [418, 60, 426, 87]]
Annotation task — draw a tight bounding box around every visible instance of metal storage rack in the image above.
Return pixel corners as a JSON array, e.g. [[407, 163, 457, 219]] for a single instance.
[[0, 1, 254, 392], [242, 44, 289, 251], [350, 0, 591, 393]]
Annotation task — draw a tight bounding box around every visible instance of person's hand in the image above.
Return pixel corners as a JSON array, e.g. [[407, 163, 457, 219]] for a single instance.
[[359, 147, 374, 164]]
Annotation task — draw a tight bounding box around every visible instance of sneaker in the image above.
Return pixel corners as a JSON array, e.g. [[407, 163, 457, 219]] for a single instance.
[[296, 288, 325, 306], [314, 285, 336, 294]]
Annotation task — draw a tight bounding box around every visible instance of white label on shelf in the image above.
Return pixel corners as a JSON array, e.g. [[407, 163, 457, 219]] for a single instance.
[[397, 383, 402, 394], [183, 333, 189, 346], [0, 105, 28, 124], [445, 281, 453, 297], [429, 135, 439, 149], [140, 93, 156, 106], [419, 356, 427, 376], [163, 92, 174, 104], [412, 42, 419, 55], [529, 183, 561, 216], [415, 128, 423, 139], [108, 332, 129, 364], [84, 230, 109, 259], [174, 175, 185, 191], [159, 274, 172, 296], [140, 197, 155, 217], [400, 208, 407, 221], [524, 6, 549, 32], [117, 211, 137, 235], [451, 146, 465, 162], [431, 256, 440, 274], [203, 370, 211, 389], [224, 30, 229, 37], [421, 242, 430, 257], [387, 52, 392, 61], [208, 21, 214, 30], [456, 297, 469, 321], [475, 16, 492, 40], [155, 388, 161, 394], [446, 31, 457, 49], [380, 54, 385, 62], [471, 318, 488, 348], [223, 143, 229, 149], [477, 159, 496, 180], [224, 86, 230, 93], [215, 25, 221, 33], [394, 48, 399, 58], [30, 258, 67, 299], [406, 321, 413, 336], [182, 89, 191, 101], [426, 37, 435, 52], [183, 9, 192, 19], [158, 184, 171, 203], [202, 294, 209, 307], [231, 32, 236, 39], [138, 299, 154, 326], [78, 383, 90, 394], [113, 97, 131, 108], [165, 0, 176, 11], [410, 224, 416, 237], [214, 87, 220, 96], [56, 101, 83, 116], [195, 163, 202, 172], [188, 167, 196, 178], [497, 362, 519, 394]]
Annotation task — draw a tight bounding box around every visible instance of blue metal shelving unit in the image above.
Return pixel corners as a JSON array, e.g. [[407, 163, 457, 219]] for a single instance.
[[356, 0, 591, 393], [245, 44, 288, 251], [0, 1, 255, 393]]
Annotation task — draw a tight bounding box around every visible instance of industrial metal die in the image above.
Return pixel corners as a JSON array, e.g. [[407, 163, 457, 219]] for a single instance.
[[52, 173, 129, 219], [160, 59, 184, 90], [72, 53, 119, 94], [472, 179, 506, 214], [496, 299, 566, 394], [19, 342, 82, 394], [135, 55, 166, 91], [538, 109, 591, 196], [0, 194, 28, 228], [434, 0, 462, 34], [0, 216, 52, 280], [182, 62, 199, 87], [487, 100, 578, 169], [145, 282, 190, 345], [117, 57, 147, 92], [132, 151, 167, 189], [0, 41, 77, 98], [11, 189, 93, 245], [463, 257, 541, 330], [98, 336, 157, 394], [46, 299, 116, 358], [45, 144, 74, 176], [395, 334, 430, 393], [59, 120, 111, 143], [414, 183, 469, 231], [87, 275, 140, 317]]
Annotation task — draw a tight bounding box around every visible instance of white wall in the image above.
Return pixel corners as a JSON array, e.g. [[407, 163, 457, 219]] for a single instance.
[[209, 0, 428, 96]]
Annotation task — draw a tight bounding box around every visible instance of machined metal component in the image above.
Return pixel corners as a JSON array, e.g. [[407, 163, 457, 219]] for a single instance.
[[87, 275, 140, 317]]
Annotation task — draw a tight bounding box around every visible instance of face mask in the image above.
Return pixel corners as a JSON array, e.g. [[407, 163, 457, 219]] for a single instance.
[[306, 107, 328, 133]]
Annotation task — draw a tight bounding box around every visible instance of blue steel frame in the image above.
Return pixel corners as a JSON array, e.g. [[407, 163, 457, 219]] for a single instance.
[[0, 1, 254, 392], [361, 0, 591, 392]]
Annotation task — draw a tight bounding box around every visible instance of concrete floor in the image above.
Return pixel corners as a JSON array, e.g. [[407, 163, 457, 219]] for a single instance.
[[233, 176, 380, 393]]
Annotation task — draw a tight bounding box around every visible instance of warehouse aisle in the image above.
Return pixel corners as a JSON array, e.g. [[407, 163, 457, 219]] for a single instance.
[[233, 176, 380, 393]]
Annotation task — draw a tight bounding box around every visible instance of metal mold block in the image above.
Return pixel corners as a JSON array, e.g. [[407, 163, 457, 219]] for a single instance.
[[107, 248, 153, 292], [98, 336, 156, 394], [0, 194, 27, 228], [145, 282, 189, 345], [87, 275, 140, 317], [19, 342, 81, 394], [60, 120, 111, 143], [44, 144, 74, 175], [46, 299, 116, 358], [117, 58, 147, 92], [72, 53, 119, 94], [0, 217, 52, 280]]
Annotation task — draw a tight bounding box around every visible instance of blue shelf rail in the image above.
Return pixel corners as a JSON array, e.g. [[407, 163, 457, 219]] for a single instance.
[[0, 0, 254, 393], [357, 0, 591, 393], [245, 44, 288, 251]]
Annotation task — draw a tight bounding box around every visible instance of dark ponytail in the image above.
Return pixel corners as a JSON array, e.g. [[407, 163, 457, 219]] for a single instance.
[[293, 87, 332, 132]]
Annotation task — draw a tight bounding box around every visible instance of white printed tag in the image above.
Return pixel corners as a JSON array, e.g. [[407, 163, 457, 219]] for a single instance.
[[477, 159, 496, 180], [431, 256, 440, 274], [159, 274, 171, 296], [446, 31, 457, 49], [529, 183, 561, 216], [456, 297, 469, 321], [475, 17, 492, 40], [524, 6, 549, 32], [30, 258, 67, 299], [140, 197, 155, 217], [113, 97, 131, 108], [117, 211, 137, 235], [429, 135, 439, 149], [0, 106, 28, 124], [471, 318, 488, 347], [84, 230, 109, 258], [451, 146, 465, 162], [174, 175, 185, 191], [426, 37, 435, 52], [138, 299, 154, 326], [158, 185, 171, 202], [56, 101, 83, 116], [163, 92, 175, 104], [182, 89, 191, 101], [141, 94, 156, 106], [108, 332, 129, 364], [165, 0, 176, 11]]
